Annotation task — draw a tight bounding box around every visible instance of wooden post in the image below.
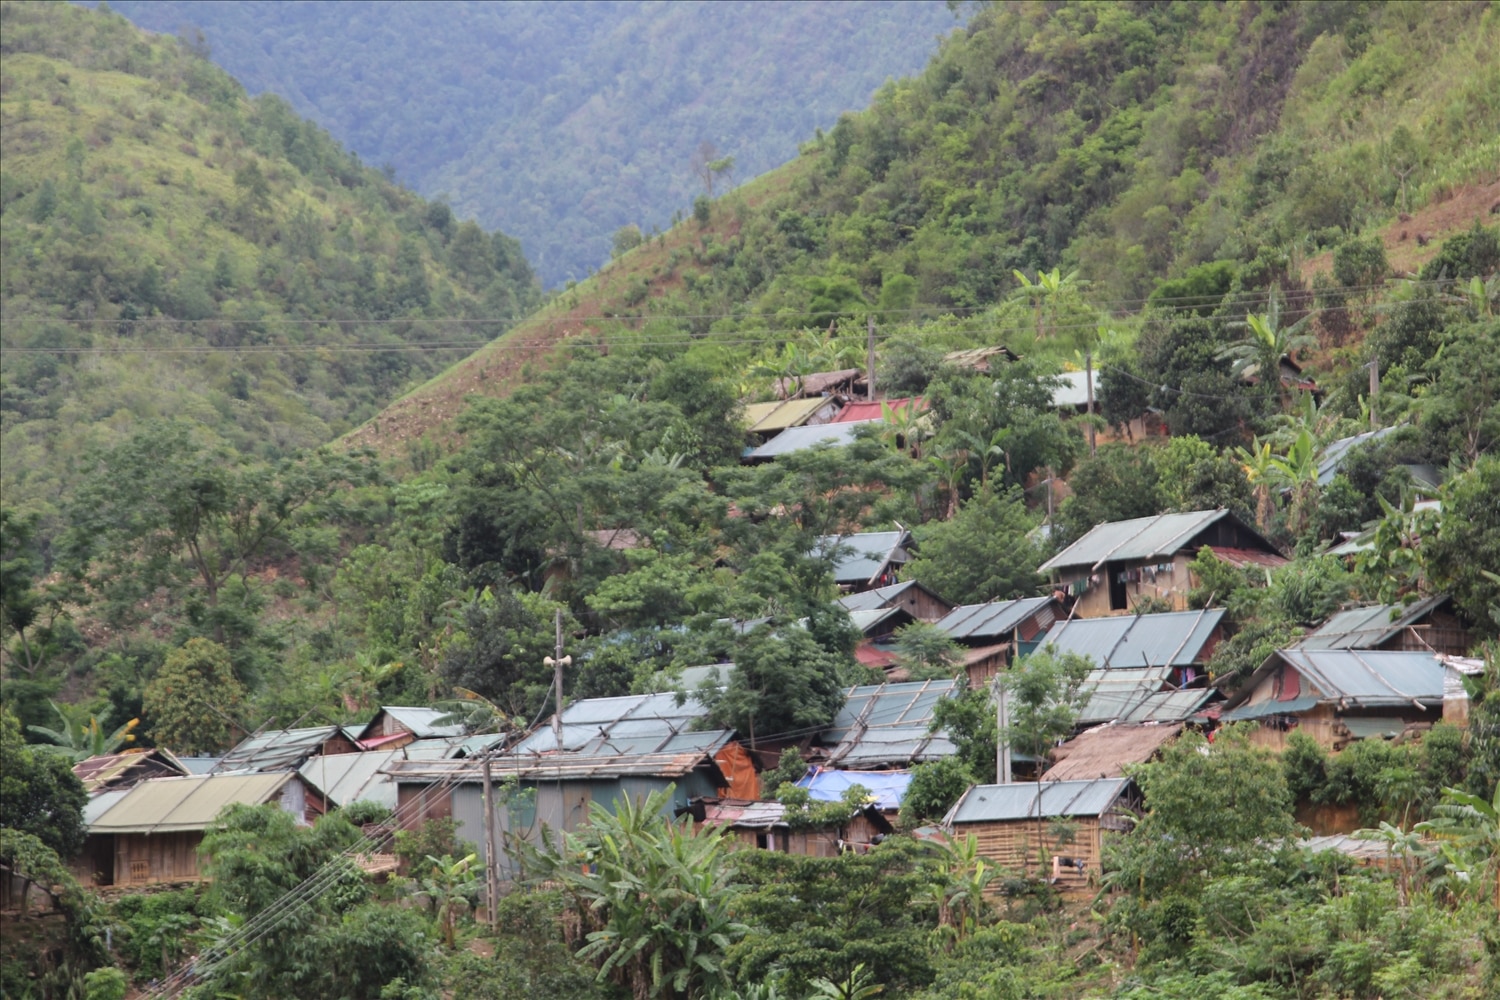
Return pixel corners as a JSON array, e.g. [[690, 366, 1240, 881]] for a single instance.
[[550, 610, 567, 749], [866, 315, 877, 402], [482, 756, 498, 927], [1369, 353, 1379, 430], [1085, 350, 1096, 458]]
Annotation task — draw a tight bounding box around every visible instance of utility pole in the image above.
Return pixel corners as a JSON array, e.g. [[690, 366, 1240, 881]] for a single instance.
[[1085, 350, 1097, 458], [1369, 353, 1379, 430], [866, 314, 877, 402], [481, 755, 499, 927], [995, 674, 1012, 784], [1045, 466, 1054, 528], [544, 609, 570, 748]]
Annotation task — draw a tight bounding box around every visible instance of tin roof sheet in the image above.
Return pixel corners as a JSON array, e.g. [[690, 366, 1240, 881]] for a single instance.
[[377, 707, 466, 739], [1040, 509, 1259, 573], [838, 581, 918, 613], [824, 679, 959, 767], [935, 597, 1059, 642], [1317, 427, 1397, 487], [745, 420, 877, 459], [814, 530, 911, 585], [1051, 370, 1093, 408], [742, 397, 836, 433], [1293, 595, 1451, 650], [1268, 649, 1444, 706], [948, 778, 1131, 824], [1038, 609, 1224, 669], [1220, 695, 1321, 721], [83, 788, 131, 826], [298, 750, 401, 809], [216, 726, 342, 772], [832, 397, 927, 423], [88, 772, 293, 834], [510, 691, 718, 757]]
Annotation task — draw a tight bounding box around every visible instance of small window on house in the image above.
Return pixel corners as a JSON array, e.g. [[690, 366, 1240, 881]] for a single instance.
[[129, 860, 150, 883]]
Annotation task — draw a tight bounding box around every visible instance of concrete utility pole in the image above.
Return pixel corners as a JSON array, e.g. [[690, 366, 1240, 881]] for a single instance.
[[1085, 350, 1097, 458], [866, 315, 877, 402], [481, 755, 498, 926], [544, 610, 570, 748], [1369, 353, 1380, 430], [995, 674, 1012, 784]]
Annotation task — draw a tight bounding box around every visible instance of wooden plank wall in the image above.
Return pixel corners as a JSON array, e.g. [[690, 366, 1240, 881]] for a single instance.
[[958, 818, 1103, 892], [115, 832, 204, 885]]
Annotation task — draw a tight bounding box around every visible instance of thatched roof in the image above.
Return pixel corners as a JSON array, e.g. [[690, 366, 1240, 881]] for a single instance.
[[1041, 722, 1182, 781]]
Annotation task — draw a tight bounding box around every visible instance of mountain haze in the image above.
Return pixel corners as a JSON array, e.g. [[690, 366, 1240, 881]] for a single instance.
[[92, 0, 961, 286], [0, 1, 539, 523]]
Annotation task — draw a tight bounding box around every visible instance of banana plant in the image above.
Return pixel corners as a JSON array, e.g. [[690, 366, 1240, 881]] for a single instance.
[[410, 852, 479, 949], [1415, 784, 1500, 911], [27, 702, 138, 761], [1217, 288, 1316, 412], [809, 963, 884, 1000], [1010, 267, 1086, 340]]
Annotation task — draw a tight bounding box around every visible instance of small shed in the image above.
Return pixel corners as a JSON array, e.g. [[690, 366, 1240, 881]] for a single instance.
[[821, 679, 958, 769], [1219, 648, 1446, 749], [775, 368, 866, 400], [944, 778, 1136, 890], [1294, 595, 1474, 657], [1042, 723, 1182, 782], [815, 529, 913, 592], [72, 748, 190, 793], [357, 707, 465, 751], [688, 796, 893, 856], [742, 397, 843, 439], [935, 597, 1065, 686], [1039, 510, 1284, 617], [81, 772, 323, 887], [1441, 655, 1485, 726], [838, 580, 954, 623]]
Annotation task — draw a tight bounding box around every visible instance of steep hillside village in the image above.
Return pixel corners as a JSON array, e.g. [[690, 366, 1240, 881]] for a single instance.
[[3, 2, 1499, 999]]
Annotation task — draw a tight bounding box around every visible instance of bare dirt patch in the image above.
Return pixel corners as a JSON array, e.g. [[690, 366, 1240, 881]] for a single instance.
[[1303, 180, 1500, 279]]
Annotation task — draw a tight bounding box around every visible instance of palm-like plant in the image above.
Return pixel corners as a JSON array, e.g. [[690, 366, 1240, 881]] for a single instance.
[[1235, 438, 1279, 531], [808, 963, 884, 1000], [879, 400, 930, 459], [1414, 785, 1500, 911], [1217, 290, 1316, 412], [1010, 268, 1086, 340], [411, 852, 480, 949], [27, 701, 138, 761], [528, 785, 746, 1000], [1353, 821, 1425, 905], [1265, 427, 1321, 536]]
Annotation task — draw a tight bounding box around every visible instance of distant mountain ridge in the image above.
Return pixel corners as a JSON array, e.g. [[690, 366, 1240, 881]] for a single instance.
[[90, 0, 960, 286], [0, 1, 540, 523]]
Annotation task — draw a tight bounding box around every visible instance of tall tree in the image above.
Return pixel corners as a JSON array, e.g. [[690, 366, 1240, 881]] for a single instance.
[[903, 488, 1043, 605], [142, 639, 248, 755], [0, 707, 88, 858]]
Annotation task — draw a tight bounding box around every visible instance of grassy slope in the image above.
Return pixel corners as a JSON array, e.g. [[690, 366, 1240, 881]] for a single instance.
[[347, 1, 1499, 464], [0, 1, 537, 523]]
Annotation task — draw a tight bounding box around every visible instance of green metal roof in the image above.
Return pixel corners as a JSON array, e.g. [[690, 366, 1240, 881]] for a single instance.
[[87, 772, 293, 834]]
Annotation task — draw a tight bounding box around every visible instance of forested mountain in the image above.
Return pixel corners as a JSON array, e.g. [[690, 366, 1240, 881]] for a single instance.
[[90, 0, 960, 286], [3, 3, 1499, 998], [0, 1, 539, 526]]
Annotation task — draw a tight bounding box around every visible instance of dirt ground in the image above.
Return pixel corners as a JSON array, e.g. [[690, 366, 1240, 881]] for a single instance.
[[1302, 179, 1500, 279]]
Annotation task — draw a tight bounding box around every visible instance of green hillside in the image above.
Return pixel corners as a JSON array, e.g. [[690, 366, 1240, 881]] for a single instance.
[[95, 0, 962, 285], [358, 0, 1499, 454], [0, 0, 540, 525]]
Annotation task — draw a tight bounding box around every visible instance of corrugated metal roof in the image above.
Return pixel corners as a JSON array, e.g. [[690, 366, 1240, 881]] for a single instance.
[[1040, 509, 1249, 573], [378, 707, 465, 739], [1269, 649, 1444, 706], [936, 597, 1058, 642], [1317, 427, 1397, 486], [814, 530, 911, 585], [176, 757, 222, 775], [742, 397, 837, 433], [216, 726, 342, 772], [832, 397, 927, 423], [388, 746, 728, 782], [1220, 695, 1320, 721], [88, 772, 293, 834], [1077, 682, 1216, 725], [1294, 595, 1451, 650], [1038, 609, 1225, 669], [83, 788, 130, 826], [745, 420, 878, 459], [824, 679, 959, 767], [1051, 370, 1092, 409], [947, 778, 1130, 824], [700, 798, 789, 829], [72, 749, 189, 792], [298, 750, 401, 809], [838, 581, 920, 613], [798, 768, 911, 811], [847, 607, 905, 635], [510, 691, 719, 757], [1328, 499, 1440, 555]]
